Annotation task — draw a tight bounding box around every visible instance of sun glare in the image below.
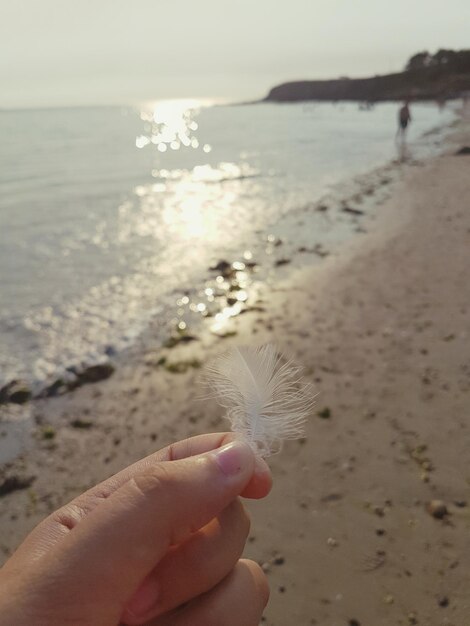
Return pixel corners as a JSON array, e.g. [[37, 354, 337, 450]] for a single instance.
[[137, 98, 216, 151]]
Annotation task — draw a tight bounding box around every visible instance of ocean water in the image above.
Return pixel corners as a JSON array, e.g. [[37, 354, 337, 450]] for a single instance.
[[0, 100, 455, 388]]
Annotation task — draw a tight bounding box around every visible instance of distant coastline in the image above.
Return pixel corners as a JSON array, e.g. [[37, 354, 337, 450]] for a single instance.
[[264, 48, 470, 103]]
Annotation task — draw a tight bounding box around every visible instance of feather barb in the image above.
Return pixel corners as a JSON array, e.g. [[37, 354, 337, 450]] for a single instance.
[[206, 344, 314, 457]]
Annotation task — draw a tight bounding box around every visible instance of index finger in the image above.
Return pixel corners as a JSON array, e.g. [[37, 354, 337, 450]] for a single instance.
[[164, 433, 271, 499], [93, 432, 270, 497], [12, 433, 271, 565]]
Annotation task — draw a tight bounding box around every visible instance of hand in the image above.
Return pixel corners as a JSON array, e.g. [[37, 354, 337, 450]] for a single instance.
[[0, 433, 272, 625]]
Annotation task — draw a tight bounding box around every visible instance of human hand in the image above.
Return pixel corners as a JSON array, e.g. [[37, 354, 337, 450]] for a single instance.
[[0, 432, 272, 625]]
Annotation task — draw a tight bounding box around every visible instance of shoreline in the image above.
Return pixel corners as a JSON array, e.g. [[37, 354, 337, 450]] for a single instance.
[[0, 140, 428, 465], [0, 110, 454, 397], [0, 102, 456, 393], [0, 154, 399, 395], [1, 117, 469, 623]]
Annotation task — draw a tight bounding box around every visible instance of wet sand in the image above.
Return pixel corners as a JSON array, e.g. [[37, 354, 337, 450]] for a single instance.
[[1, 121, 469, 625]]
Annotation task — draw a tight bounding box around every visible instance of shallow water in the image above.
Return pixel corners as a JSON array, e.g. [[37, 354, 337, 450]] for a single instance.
[[0, 100, 455, 387]]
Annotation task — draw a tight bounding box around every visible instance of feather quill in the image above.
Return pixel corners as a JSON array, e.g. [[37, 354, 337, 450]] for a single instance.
[[206, 344, 313, 457]]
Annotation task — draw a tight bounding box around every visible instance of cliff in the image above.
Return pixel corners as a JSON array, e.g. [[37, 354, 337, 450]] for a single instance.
[[265, 49, 470, 103]]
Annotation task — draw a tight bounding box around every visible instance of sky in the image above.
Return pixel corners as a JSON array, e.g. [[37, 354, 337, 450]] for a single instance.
[[1, 0, 469, 108]]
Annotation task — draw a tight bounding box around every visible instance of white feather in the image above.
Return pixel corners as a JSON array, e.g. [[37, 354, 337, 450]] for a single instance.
[[206, 344, 313, 457]]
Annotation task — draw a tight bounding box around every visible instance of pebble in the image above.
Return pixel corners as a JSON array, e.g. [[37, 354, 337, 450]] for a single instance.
[[317, 407, 331, 419], [209, 260, 232, 275], [70, 418, 93, 429], [0, 475, 36, 497], [0, 380, 31, 404], [426, 500, 448, 519], [75, 363, 115, 385], [41, 425, 56, 440]]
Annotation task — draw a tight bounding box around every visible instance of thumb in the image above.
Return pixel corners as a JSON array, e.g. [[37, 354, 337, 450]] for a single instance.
[[41, 440, 256, 624]]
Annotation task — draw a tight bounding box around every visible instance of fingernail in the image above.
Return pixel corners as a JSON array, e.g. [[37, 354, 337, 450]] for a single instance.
[[213, 440, 253, 476], [125, 577, 159, 619]]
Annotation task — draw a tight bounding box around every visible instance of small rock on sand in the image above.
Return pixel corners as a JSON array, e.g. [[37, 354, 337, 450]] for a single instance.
[[0, 475, 35, 497], [342, 206, 364, 216], [70, 418, 93, 429], [209, 260, 236, 277], [76, 363, 115, 384], [0, 380, 31, 405], [426, 500, 448, 519]]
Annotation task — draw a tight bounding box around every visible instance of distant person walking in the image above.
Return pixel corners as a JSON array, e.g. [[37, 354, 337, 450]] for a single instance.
[[397, 101, 411, 140]]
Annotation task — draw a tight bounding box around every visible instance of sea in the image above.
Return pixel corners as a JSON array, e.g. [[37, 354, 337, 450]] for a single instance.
[[0, 100, 456, 390]]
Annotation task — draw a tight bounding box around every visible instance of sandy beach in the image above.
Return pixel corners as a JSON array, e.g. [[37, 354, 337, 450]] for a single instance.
[[1, 118, 469, 625]]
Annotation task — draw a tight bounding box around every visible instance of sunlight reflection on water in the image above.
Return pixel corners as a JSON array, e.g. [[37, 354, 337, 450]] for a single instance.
[[0, 101, 456, 386], [127, 100, 261, 249], [137, 98, 210, 152]]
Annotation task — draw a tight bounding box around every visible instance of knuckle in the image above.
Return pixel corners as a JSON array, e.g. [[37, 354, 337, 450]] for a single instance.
[[51, 503, 89, 531], [130, 463, 174, 498], [50, 490, 111, 531]]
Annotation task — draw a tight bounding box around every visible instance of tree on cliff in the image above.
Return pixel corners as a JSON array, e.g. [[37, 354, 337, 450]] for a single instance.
[[405, 49, 470, 72], [406, 51, 433, 71]]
